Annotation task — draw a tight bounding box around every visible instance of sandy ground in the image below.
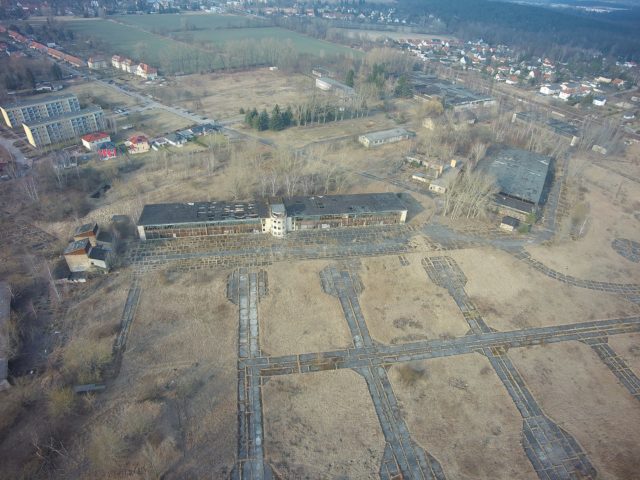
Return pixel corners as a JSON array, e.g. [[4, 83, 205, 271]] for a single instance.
[[93, 269, 237, 478], [608, 332, 640, 374], [449, 247, 640, 331], [527, 158, 640, 282], [263, 369, 385, 479], [359, 254, 470, 343], [389, 354, 537, 480], [259, 260, 353, 356], [510, 341, 640, 480]]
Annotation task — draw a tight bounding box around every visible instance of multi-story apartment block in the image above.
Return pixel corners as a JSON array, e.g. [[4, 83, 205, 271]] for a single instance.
[[0, 93, 81, 128], [23, 106, 105, 147]]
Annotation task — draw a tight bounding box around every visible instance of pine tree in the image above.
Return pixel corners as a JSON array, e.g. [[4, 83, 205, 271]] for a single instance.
[[257, 109, 269, 131], [269, 104, 284, 131], [345, 69, 355, 87]]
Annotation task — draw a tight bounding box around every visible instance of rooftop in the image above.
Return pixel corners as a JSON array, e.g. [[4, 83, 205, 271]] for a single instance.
[[138, 201, 269, 226], [1, 92, 77, 110], [88, 247, 109, 262], [480, 147, 552, 205], [360, 128, 413, 142], [82, 132, 110, 142], [63, 239, 90, 255], [23, 106, 103, 127], [283, 193, 407, 217], [409, 72, 494, 107], [74, 222, 97, 237]]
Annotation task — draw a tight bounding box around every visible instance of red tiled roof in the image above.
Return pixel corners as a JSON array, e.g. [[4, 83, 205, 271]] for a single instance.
[[82, 132, 110, 142], [129, 135, 149, 144]]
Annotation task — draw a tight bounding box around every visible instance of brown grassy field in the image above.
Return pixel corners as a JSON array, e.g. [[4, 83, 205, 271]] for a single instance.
[[511, 342, 640, 479], [389, 354, 536, 479], [359, 254, 470, 343], [259, 260, 353, 356], [263, 369, 385, 478], [450, 247, 640, 331]]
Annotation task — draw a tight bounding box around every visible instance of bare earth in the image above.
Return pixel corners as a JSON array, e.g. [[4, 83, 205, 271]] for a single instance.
[[608, 332, 640, 374], [389, 354, 537, 480], [263, 369, 385, 479], [510, 342, 640, 479]]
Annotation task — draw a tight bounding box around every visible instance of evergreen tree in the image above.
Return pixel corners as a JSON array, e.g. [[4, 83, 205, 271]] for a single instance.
[[283, 106, 293, 127], [51, 63, 63, 81], [25, 68, 36, 89], [345, 69, 355, 87], [257, 109, 269, 131], [269, 104, 284, 131], [394, 74, 413, 98]]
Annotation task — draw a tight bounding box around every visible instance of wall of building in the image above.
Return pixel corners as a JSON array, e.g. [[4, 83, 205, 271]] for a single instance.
[[140, 220, 263, 240]]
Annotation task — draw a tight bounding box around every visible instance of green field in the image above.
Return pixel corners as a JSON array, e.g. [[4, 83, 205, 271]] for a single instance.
[[56, 14, 359, 73]]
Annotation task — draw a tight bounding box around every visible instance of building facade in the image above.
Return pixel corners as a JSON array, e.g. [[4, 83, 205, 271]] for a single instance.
[[0, 93, 81, 128], [137, 193, 408, 240], [23, 106, 105, 147], [81, 132, 111, 151], [358, 128, 413, 148]]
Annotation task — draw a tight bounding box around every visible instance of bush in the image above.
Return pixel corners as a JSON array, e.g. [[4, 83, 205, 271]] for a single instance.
[[62, 338, 113, 384], [48, 387, 75, 418]]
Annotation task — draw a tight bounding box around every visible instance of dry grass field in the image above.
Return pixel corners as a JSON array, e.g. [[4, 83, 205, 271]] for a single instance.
[[389, 354, 537, 479], [263, 369, 385, 479], [450, 247, 640, 331], [67, 81, 141, 109], [511, 342, 640, 479], [65, 269, 238, 478], [359, 254, 470, 343], [259, 260, 353, 356]]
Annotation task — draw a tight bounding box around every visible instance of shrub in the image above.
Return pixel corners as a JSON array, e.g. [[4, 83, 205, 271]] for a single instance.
[[48, 387, 75, 418]]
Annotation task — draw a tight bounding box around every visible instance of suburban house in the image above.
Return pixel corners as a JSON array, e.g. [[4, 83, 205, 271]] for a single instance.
[[137, 193, 408, 240], [164, 133, 187, 147], [359, 128, 414, 148], [128, 135, 150, 154], [87, 56, 107, 69], [97, 142, 117, 160], [539, 84, 561, 96], [593, 96, 607, 107], [112, 54, 159, 79], [136, 63, 158, 80], [81, 132, 111, 151]]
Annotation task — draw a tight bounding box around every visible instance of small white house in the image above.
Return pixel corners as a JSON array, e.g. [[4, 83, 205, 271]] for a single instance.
[[593, 96, 607, 107]]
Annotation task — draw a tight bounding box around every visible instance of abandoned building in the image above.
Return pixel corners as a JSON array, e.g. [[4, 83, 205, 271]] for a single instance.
[[63, 239, 112, 272], [136, 193, 408, 240], [480, 147, 552, 220], [73, 222, 113, 248], [358, 128, 414, 148], [410, 73, 496, 111]]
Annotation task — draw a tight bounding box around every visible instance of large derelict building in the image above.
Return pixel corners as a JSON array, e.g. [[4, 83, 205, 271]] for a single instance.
[[137, 193, 408, 240], [480, 147, 552, 219], [0, 93, 81, 128], [23, 106, 105, 147]]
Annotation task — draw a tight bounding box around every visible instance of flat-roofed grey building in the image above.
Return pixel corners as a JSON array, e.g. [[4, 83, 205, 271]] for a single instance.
[[480, 147, 552, 218], [23, 106, 105, 147], [358, 128, 414, 148], [137, 193, 408, 240], [0, 93, 81, 128]]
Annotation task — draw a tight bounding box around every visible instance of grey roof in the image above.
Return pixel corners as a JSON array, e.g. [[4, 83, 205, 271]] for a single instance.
[[283, 193, 407, 217], [74, 222, 97, 236], [88, 247, 109, 261], [481, 148, 551, 205], [23, 106, 103, 127], [316, 77, 354, 93], [360, 128, 413, 142], [501, 216, 520, 227], [514, 111, 580, 138], [1, 92, 77, 110], [138, 201, 268, 226], [64, 238, 90, 254], [409, 72, 494, 107]]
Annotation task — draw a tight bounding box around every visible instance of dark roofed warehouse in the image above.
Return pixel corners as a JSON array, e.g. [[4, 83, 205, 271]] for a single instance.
[[137, 193, 408, 240], [480, 147, 552, 214]]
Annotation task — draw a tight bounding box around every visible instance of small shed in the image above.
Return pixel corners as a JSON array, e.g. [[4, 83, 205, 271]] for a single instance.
[[63, 239, 92, 272], [73, 222, 99, 246], [500, 216, 520, 232]]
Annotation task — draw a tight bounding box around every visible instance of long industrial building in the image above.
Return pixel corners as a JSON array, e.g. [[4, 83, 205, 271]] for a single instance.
[[23, 106, 106, 147], [137, 193, 408, 240], [0, 93, 81, 128]]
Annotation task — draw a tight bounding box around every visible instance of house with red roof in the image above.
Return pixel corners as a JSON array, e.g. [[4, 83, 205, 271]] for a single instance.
[[128, 135, 150, 154], [82, 132, 111, 151], [97, 142, 117, 160]]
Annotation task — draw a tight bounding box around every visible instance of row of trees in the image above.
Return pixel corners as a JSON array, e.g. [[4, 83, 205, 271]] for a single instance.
[[242, 105, 294, 131]]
